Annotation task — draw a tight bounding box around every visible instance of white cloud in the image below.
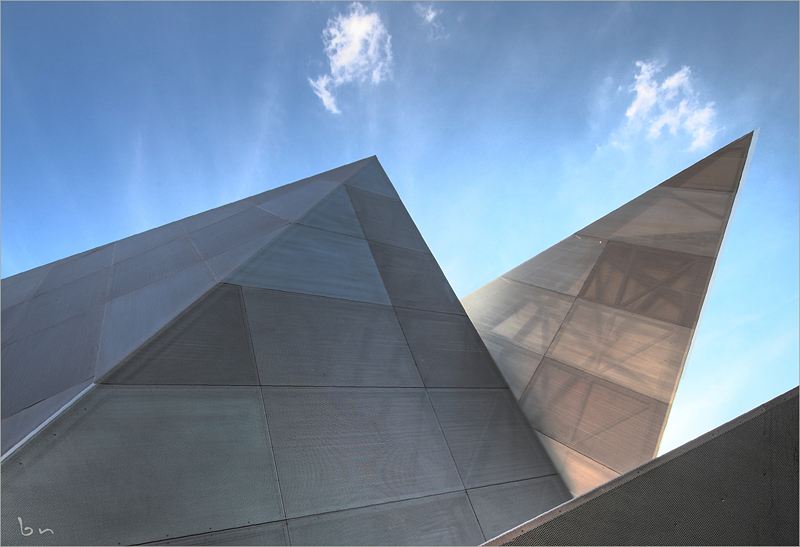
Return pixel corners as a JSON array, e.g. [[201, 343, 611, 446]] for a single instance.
[[309, 2, 392, 114], [414, 4, 447, 39], [624, 60, 718, 150]]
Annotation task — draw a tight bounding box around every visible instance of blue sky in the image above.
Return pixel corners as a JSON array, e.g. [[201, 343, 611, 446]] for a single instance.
[[2, 1, 798, 454]]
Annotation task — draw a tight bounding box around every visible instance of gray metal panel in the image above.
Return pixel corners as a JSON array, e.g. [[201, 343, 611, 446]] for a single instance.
[[534, 431, 619, 497], [95, 263, 217, 380], [394, 307, 506, 388], [0, 386, 283, 546], [150, 521, 289, 546], [504, 235, 606, 296], [347, 185, 428, 252], [481, 334, 544, 400], [110, 236, 203, 300], [187, 206, 288, 260], [297, 184, 366, 239], [262, 387, 462, 518], [287, 491, 486, 546], [546, 299, 691, 403], [462, 278, 574, 355], [1, 263, 52, 310], [369, 242, 464, 314], [579, 240, 714, 328], [661, 132, 750, 193], [1, 379, 92, 456], [227, 224, 391, 306], [243, 287, 422, 387], [520, 357, 668, 473], [343, 157, 401, 199], [428, 388, 558, 489], [256, 179, 339, 221], [113, 221, 186, 264], [1, 300, 29, 342], [102, 284, 258, 386], [577, 186, 734, 257], [1, 306, 103, 417], [208, 225, 289, 282], [468, 476, 571, 541], [179, 199, 252, 233], [33, 243, 115, 296], [3, 266, 110, 345]]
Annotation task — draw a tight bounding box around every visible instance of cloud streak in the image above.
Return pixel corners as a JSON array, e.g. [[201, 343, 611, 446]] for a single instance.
[[309, 3, 392, 114], [414, 4, 447, 40]]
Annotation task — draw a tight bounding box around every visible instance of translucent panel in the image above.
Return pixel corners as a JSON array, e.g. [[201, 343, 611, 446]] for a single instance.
[[1, 386, 283, 545], [428, 388, 558, 489], [481, 333, 544, 400], [287, 491, 485, 546], [394, 308, 505, 388], [1, 263, 51, 310], [534, 431, 619, 496], [520, 358, 668, 473], [110, 236, 203, 300], [297, 184, 366, 239], [187, 206, 288, 260], [256, 179, 339, 221], [547, 299, 691, 403], [262, 387, 462, 518], [462, 278, 574, 355], [208, 225, 289, 282], [103, 284, 258, 386], [227, 224, 391, 306], [243, 287, 421, 387], [3, 266, 110, 345], [96, 263, 217, 379], [369, 242, 463, 314], [1, 379, 92, 456], [504, 235, 606, 296], [578, 186, 734, 257], [33, 243, 115, 296], [347, 185, 428, 252], [152, 521, 289, 546], [467, 475, 571, 541], [179, 199, 252, 233], [579, 241, 714, 328], [1, 306, 103, 417], [113, 221, 186, 264], [661, 133, 750, 193], [343, 157, 401, 199]]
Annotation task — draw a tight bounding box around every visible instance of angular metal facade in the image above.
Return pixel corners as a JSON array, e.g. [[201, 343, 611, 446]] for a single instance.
[[462, 131, 759, 496]]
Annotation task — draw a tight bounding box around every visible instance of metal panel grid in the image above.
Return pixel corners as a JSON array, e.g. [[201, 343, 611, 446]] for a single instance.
[[579, 240, 714, 328], [113, 221, 186, 264], [287, 491, 485, 546], [368, 241, 463, 314], [33, 243, 115, 296], [347, 185, 428, 252], [261, 387, 462, 518], [1, 385, 284, 546], [102, 284, 259, 386], [1, 263, 52, 311], [149, 521, 289, 546], [256, 179, 339, 221], [207, 225, 289, 282], [462, 277, 574, 355], [660, 133, 750, 193], [546, 298, 691, 403], [343, 158, 401, 200], [481, 334, 544, 400], [428, 388, 558, 489], [534, 431, 619, 497], [179, 199, 252, 233], [297, 184, 366, 239], [504, 235, 606, 296], [227, 224, 391, 306], [243, 287, 422, 387], [186, 206, 288, 260], [520, 357, 668, 473]]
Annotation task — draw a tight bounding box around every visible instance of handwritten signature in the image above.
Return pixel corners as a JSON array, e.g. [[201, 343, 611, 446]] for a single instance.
[[17, 517, 53, 536]]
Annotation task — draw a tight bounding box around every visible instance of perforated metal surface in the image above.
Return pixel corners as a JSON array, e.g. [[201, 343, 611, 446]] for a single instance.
[[256, 179, 338, 221], [243, 287, 421, 387], [481, 334, 544, 400], [179, 199, 252, 233], [347, 185, 429, 252], [110, 236, 202, 299], [33, 243, 115, 296], [369, 241, 463, 314], [1, 263, 52, 310], [297, 184, 366, 239], [102, 284, 258, 386], [149, 521, 289, 546], [534, 432, 619, 497], [343, 157, 401, 200], [262, 387, 462, 518], [207, 225, 290, 281], [428, 388, 558, 489], [113, 221, 186, 264], [287, 491, 485, 546], [1, 386, 284, 546], [187, 206, 288, 260], [660, 132, 750, 193], [227, 224, 391, 305]]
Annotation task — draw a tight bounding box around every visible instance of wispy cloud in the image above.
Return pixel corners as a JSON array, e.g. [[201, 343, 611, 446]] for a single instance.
[[624, 60, 718, 150], [309, 2, 392, 114], [414, 4, 447, 39]]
